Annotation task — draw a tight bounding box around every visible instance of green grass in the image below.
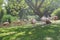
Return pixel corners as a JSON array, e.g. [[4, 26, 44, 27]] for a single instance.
[[0, 24, 60, 40]]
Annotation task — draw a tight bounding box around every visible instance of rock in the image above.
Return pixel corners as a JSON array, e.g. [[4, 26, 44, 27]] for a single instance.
[[3, 22, 10, 26]]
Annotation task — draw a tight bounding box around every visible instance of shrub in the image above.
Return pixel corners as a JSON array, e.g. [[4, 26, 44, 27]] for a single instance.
[[51, 8, 60, 19], [2, 15, 12, 23]]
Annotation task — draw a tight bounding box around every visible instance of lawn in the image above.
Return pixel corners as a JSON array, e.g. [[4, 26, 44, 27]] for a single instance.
[[0, 23, 60, 40]]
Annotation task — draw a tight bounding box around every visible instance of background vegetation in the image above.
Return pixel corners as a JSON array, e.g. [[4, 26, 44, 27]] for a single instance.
[[0, 0, 60, 40]]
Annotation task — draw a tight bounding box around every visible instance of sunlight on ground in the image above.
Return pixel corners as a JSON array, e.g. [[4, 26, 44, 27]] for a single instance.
[[0, 32, 16, 37], [51, 20, 60, 24], [44, 37, 53, 40]]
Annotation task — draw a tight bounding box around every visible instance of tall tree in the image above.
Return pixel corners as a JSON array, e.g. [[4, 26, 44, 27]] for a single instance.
[[0, 0, 3, 23], [25, 0, 60, 17], [25, 0, 44, 17], [0, 0, 3, 11]]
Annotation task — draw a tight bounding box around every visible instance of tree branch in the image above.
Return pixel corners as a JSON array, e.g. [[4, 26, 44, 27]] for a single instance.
[[37, 0, 45, 9], [25, 0, 35, 11], [26, 0, 35, 9], [35, 0, 38, 8]]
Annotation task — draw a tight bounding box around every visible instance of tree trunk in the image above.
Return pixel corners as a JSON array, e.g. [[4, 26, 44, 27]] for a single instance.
[[33, 9, 43, 18]]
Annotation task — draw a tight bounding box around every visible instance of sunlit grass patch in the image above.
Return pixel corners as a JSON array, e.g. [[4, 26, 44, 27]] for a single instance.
[[0, 23, 60, 40]]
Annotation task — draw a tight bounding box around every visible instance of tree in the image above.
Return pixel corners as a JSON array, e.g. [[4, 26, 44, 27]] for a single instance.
[[0, 0, 3, 11], [51, 8, 60, 19], [0, 0, 3, 23], [25, 0, 44, 17], [25, 0, 60, 18], [5, 0, 60, 19]]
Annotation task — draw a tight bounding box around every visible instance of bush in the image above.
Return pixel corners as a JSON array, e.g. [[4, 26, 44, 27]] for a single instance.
[[51, 8, 60, 19], [2, 15, 12, 23]]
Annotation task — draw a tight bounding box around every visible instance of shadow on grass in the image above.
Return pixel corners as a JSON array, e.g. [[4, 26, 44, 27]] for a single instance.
[[0, 24, 60, 40]]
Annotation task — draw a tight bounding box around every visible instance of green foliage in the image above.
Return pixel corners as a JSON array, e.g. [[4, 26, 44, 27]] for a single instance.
[[2, 15, 12, 22], [0, 0, 3, 4], [11, 10, 18, 16], [0, 0, 3, 11], [4, 0, 60, 19], [27, 15, 40, 21], [0, 0, 3, 23], [5, 0, 30, 19], [51, 8, 60, 19], [11, 16, 18, 21]]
